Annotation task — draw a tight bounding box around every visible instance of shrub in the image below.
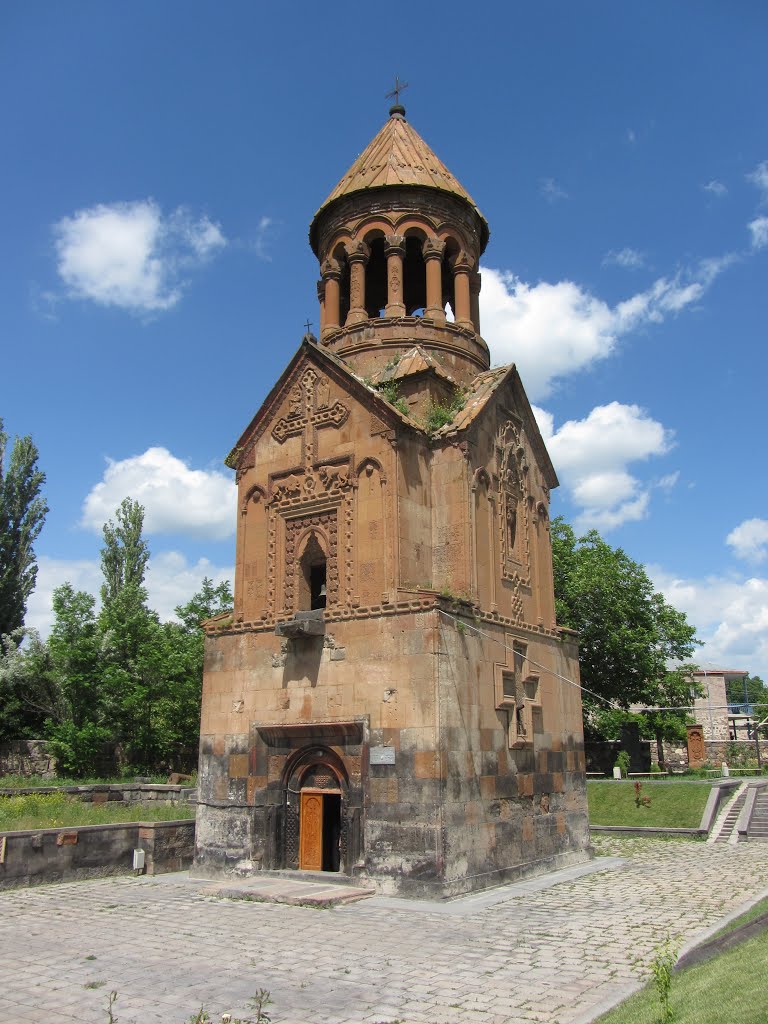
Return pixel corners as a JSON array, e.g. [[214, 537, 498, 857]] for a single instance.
[[615, 751, 631, 778]]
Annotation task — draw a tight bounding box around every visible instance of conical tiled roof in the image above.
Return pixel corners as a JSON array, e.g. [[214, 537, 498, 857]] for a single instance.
[[311, 111, 488, 245]]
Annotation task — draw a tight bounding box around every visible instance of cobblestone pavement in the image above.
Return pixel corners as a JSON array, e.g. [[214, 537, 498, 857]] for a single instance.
[[3, 837, 768, 1024]]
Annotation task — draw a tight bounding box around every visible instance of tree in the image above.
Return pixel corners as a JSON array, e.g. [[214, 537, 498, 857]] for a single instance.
[[98, 498, 161, 770], [0, 627, 61, 742], [44, 583, 111, 776], [551, 518, 699, 714], [726, 673, 768, 712], [100, 497, 149, 608], [152, 578, 233, 771], [0, 418, 48, 635]]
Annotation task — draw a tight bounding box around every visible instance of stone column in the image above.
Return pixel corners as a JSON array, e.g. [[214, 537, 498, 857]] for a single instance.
[[316, 279, 326, 335], [453, 254, 474, 330], [345, 241, 370, 326], [321, 258, 341, 339], [423, 237, 446, 324], [469, 270, 482, 334], [384, 234, 406, 317]]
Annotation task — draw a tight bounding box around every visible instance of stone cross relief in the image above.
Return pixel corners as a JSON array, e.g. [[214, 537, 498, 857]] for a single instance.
[[272, 368, 349, 468]]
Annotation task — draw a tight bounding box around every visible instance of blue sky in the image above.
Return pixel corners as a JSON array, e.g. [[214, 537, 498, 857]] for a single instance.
[[2, 2, 767, 678]]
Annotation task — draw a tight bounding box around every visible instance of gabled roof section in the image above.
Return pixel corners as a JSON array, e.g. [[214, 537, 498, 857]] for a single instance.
[[312, 112, 488, 242], [224, 336, 415, 471], [435, 364, 559, 489], [370, 346, 457, 387]]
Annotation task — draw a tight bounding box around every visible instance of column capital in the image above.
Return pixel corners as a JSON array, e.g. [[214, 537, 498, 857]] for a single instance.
[[321, 257, 342, 282], [384, 234, 405, 257], [423, 237, 446, 261], [344, 240, 370, 264], [453, 250, 475, 274]]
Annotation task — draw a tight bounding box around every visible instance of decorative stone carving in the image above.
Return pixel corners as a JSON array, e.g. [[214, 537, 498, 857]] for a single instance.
[[422, 237, 446, 261], [272, 369, 349, 448]]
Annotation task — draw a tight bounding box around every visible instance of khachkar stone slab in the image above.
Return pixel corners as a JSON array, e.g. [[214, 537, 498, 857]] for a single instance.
[[687, 724, 707, 768], [196, 106, 590, 897]]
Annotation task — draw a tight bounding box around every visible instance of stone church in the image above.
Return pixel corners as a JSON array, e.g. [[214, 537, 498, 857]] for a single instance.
[[194, 102, 590, 897]]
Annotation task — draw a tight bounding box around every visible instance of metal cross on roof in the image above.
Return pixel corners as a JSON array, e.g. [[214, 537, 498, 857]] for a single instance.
[[304, 319, 313, 334], [386, 76, 409, 107]]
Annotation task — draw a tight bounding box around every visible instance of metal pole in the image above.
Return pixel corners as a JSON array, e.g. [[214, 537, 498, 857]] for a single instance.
[[754, 714, 768, 771]]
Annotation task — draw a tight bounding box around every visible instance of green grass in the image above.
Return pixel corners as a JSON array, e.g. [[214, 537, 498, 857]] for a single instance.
[[587, 780, 712, 828], [711, 896, 768, 938], [0, 793, 194, 831], [594, 923, 768, 1023]]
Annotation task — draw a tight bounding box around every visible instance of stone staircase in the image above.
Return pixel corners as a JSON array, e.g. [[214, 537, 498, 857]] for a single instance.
[[747, 786, 768, 841], [708, 783, 748, 843]]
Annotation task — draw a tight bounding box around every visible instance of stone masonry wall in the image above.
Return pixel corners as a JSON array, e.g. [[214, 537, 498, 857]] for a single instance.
[[0, 819, 195, 890]]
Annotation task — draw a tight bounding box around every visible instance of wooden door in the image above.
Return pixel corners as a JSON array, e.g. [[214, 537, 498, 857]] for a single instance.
[[299, 791, 323, 870]]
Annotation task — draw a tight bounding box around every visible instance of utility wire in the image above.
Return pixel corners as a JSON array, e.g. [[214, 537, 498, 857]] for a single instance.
[[437, 608, 766, 715]]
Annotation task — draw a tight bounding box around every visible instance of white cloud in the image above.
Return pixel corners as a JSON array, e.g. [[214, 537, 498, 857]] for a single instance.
[[543, 402, 674, 531], [651, 568, 768, 681], [748, 215, 768, 250], [53, 200, 226, 313], [602, 247, 646, 270], [81, 447, 237, 540], [726, 518, 768, 564], [25, 556, 104, 636], [539, 177, 568, 203], [25, 552, 233, 637], [145, 551, 233, 623], [254, 216, 275, 261], [702, 180, 728, 197], [481, 255, 733, 399], [747, 160, 768, 201]]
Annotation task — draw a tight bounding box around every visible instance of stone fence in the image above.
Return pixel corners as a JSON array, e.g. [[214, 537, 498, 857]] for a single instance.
[[649, 739, 768, 772], [0, 783, 196, 804], [0, 818, 195, 890], [0, 739, 56, 778]]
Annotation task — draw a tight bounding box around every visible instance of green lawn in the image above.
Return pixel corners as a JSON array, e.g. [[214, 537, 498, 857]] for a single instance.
[[0, 793, 194, 831], [594, 925, 768, 1023], [587, 780, 712, 828]]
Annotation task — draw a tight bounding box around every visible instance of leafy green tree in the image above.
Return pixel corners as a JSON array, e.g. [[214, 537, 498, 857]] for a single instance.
[[551, 518, 699, 714], [726, 673, 768, 711], [152, 578, 233, 771], [0, 627, 61, 742], [97, 498, 163, 771], [44, 583, 112, 776], [0, 418, 48, 636], [100, 497, 149, 608]]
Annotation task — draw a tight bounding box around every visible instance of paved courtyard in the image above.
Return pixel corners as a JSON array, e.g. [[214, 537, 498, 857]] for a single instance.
[[2, 836, 768, 1024]]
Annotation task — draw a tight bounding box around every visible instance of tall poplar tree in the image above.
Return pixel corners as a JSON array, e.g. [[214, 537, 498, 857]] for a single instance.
[[0, 418, 48, 635]]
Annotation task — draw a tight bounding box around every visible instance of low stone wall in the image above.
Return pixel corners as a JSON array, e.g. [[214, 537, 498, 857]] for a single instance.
[[0, 783, 196, 804], [0, 739, 56, 778], [649, 739, 768, 772], [0, 818, 195, 890]]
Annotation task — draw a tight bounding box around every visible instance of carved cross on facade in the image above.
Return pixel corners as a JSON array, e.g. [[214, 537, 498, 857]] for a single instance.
[[272, 368, 349, 468]]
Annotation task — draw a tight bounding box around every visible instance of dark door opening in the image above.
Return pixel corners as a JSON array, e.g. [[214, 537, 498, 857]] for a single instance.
[[322, 793, 341, 871]]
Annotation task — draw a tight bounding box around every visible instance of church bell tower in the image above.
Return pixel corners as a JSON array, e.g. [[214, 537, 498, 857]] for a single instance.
[[194, 102, 590, 897]]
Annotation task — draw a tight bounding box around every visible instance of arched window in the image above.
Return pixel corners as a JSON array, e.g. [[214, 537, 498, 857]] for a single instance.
[[331, 244, 350, 327], [442, 238, 460, 319], [403, 235, 426, 315], [365, 236, 387, 317], [298, 533, 328, 611]]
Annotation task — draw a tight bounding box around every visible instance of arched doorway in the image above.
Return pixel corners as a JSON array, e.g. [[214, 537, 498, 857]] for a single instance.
[[283, 746, 349, 873]]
